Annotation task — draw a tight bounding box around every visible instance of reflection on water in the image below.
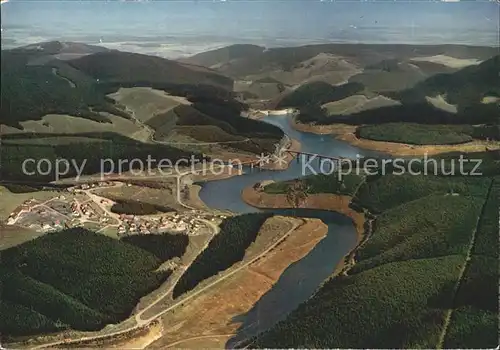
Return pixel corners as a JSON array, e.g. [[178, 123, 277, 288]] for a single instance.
[[200, 114, 384, 213], [226, 208, 357, 348], [198, 115, 383, 345]]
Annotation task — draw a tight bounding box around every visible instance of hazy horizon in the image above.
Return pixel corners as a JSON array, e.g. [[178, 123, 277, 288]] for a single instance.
[[2, 0, 499, 58]]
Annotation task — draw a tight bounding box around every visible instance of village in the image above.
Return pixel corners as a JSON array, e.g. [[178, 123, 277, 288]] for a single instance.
[[5, 181, 226, 238]]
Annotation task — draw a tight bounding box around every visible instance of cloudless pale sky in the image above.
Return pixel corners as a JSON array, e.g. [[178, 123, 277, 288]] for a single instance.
[[1, 0, 499, 57]]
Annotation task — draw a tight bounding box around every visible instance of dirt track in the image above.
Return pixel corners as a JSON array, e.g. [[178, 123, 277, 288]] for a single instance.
[[291, 119, 500, 156], [148, 218, 328, 349]]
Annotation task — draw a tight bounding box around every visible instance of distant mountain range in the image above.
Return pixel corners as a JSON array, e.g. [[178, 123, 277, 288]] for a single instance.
[[182, 43, 498, 106], [2, 40, 498, 132]]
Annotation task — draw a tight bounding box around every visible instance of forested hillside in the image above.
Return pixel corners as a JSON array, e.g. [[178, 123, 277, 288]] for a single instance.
[[69, 51, 233, 90], [0, 132, 204, 182], [247, 166, 498, 348], [1, 42, 234, 128], [295, 55, 500, 128], [186, 43, 497, 80], [122, 233, 189, 261], [276, 81, 364, 109], [0, 228, 171, 337], [172, 213, 273, 298]]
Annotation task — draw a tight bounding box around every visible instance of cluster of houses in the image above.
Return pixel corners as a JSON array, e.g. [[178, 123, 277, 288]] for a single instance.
[[115, 211, 226, 237], [7, 202, 67, 232], [117, 213, 193, 236]]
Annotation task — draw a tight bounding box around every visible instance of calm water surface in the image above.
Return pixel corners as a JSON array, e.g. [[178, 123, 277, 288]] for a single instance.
[[198, 115, 384, 345]]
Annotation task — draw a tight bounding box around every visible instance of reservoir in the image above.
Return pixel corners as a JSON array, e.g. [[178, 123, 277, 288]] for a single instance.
[[198, 114, 384, 345]]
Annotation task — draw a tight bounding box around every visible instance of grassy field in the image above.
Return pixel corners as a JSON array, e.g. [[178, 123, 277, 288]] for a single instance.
[[1, 133, 200, 182], [94, 183, 183, 212], [263, 173, 364, 197], [442, 180, 498, 348], [351, 195, 483, 273], [172, 213, 273, 298], [3, 113, 143, 139], [107, 87, 189, 123], [353, 174, 490, 213], [252, 255, 465, 348], [0, 186, 59, 221]]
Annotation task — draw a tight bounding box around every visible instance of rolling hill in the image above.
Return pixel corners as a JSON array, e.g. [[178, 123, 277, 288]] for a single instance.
[[295, 55, 500, 128], [183, 43, 497, 81], [1, 41, 234, 128], [397, 54, 500, 108], [182, 43, 497, 107], [1, 41, 286, 181], [68, 50, 233, 90]]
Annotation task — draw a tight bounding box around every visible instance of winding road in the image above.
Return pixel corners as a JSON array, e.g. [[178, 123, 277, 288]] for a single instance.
[[28, 218, 302, 349]]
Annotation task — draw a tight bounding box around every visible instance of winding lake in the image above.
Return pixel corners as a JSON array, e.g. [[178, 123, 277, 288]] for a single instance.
[[198, 114, 384, 345]]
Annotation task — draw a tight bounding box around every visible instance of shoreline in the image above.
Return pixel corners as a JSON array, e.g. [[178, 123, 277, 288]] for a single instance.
[[282, 113, 500, 157], [241, 185, 368, 276], [241, 185, 365, 243]]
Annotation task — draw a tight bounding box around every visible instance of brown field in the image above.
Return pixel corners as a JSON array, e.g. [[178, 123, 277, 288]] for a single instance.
[[0, 186, 60, 249], [139, 216, 295, 321], [147, 217, 328, 349]]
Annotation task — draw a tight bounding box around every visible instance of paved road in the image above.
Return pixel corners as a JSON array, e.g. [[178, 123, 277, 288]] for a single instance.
[[28, 219, 301, 349]]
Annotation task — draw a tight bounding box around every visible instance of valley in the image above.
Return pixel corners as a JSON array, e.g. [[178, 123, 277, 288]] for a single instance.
[[1, 39, 498, 349]]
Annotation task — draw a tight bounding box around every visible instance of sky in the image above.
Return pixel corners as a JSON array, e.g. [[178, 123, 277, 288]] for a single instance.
[[1, 0, 499, 58]]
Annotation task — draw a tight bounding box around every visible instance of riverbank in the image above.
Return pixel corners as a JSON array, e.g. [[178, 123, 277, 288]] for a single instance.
[[290, 118, 500, 156], [241, 185, 365, 242], [148, 217, 328, 349], [261, 137, 301, 171], [241, 184, 371, 277]]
